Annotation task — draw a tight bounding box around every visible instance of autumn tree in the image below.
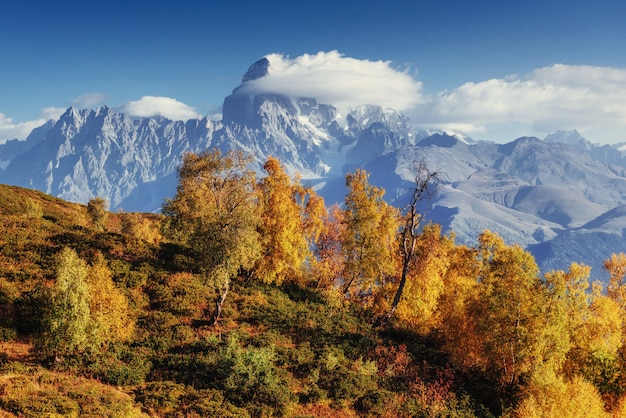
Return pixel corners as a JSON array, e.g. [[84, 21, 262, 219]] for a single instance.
[[36, 248, 135, 358], [383, 159, 439, 323], [255, 157, 326, 285], [473, 231, 559, 395], [87, 197, 109, 231], [441, 231, 562, 406], [40, 247, 91, 357], [434, 243, 482, 366], [120, 211, 162, 244], [605, 253, 626, 311], [87, 254, 134, 347], [162, 149, 261, 325], [513, 374, 609, 418], [391, 224, 454, 332], [547, 263, 622, 383], [312, 204, 345, 290], [341, 169, 399, 298]]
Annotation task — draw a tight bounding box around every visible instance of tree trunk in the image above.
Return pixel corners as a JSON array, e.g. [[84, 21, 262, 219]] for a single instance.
[[376, 159, 438, 327], [209, 279, 230, 326]]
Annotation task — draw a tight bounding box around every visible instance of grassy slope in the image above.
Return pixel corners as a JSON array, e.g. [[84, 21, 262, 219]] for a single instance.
[[0, 185, 490, 417]]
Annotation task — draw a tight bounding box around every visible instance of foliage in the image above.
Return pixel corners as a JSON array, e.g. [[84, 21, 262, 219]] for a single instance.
[[39, 247, 91, 356], [312, 204, 345, 290], [0, 363, 147, 417], [162, 149, 261, 325], [4, 167, 626, 416], [255, 157, 319, 285], [513, 374, 609, 418], [87, 254, 135, 347], [87, 197, 109, 231], [134, 381, 250, 417], [392, 224, 454, 332], [120, 211, 163, 244], [341, 168, 399, 298]]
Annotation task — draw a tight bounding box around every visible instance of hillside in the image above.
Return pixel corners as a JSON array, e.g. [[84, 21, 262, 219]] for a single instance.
[[0, 184, 488, 417], [1, 179, 626, 417]]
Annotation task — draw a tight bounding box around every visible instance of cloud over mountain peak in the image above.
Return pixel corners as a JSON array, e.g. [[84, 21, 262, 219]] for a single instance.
[[234, 51, 424, 111]]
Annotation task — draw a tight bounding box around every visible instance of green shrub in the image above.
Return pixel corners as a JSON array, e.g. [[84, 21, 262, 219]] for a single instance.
[[354, 389, 396, 417], [13, 285, 51, 334], [0, 326, 17, 341], [148, 272, 209, 317], [86, 344, 152, 386], [316, 346, 379, 403], [182, 389, 251, 418], [134, 381, 187, 416], [219, 334, 294, 415], [0, 366, 145, 417]]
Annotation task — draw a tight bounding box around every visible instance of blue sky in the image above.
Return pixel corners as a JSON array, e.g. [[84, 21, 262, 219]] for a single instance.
[[1, 0, 626, 144]]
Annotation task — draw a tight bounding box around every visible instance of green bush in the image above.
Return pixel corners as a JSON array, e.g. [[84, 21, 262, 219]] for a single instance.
[[86, 344, 152, 386], [354, 389, 396, 417], [182, 389, 251, 418], [0, 326, 17, 341], [134, 381, 187, 416], [316, 346, 379, 403], [148, 272, 209, 317], [219, 334, 294, 415], [13, 285, 51, 334]]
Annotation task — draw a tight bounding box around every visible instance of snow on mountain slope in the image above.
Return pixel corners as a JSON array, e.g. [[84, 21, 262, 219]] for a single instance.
[[0, 106, 215, 209], [582, 204, 626, 232], [456, 172, 607, 228], [427, 185, 560, 247], [3, 56, 626, 281]]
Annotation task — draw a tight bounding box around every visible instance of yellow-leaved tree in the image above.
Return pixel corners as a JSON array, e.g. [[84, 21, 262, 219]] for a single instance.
[[40, 247, 91, 358], [341, 169, 399, 299], [37, 248, 134, 358], [312, 204, 345, 290], [443, 231, 562, 405], [545, 263, 623, 393], [380, 160, 440, 326], [87, 254, 134, 348], [391, 224, 453, 332], [87, 197, 109, 232], [255, 157, 326, 285], [162, 149, 261, 325], [513, 374, 609, 418]]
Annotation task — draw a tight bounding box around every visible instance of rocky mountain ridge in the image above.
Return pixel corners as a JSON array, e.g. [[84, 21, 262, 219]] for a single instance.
[[2, 59, 626, 280]]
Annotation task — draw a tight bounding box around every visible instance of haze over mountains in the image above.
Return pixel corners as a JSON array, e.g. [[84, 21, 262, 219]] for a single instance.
[[2, 58, 626, 280]]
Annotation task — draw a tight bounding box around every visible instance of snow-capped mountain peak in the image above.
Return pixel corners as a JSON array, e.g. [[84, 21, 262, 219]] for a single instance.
[[544, 129, 585, 145], [4, 57, 626, 281]]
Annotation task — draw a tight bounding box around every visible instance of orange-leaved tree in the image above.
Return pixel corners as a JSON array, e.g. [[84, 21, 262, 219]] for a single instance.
[[312, 204, 345, 290], [447, 231, 558, 402]]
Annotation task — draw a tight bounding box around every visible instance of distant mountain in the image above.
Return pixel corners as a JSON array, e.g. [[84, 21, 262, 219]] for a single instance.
[[2, 57, 626, 281], [544, 129, 591, 149]]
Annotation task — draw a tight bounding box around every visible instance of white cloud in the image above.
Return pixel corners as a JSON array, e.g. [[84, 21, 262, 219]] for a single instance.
[[0, 107, 65, 143], [413, 64, 626, 143], [117, 96, 200, 120], [237, 51, 424, 111], [72, 92, 109, 108]]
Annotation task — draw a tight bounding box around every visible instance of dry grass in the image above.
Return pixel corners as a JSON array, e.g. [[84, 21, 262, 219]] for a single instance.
[[0, 340, 34, 364], [0, 364, 148, 417]]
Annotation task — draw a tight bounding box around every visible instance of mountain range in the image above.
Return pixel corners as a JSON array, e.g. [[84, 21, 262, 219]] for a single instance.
[[2, 57, 626, 280]]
